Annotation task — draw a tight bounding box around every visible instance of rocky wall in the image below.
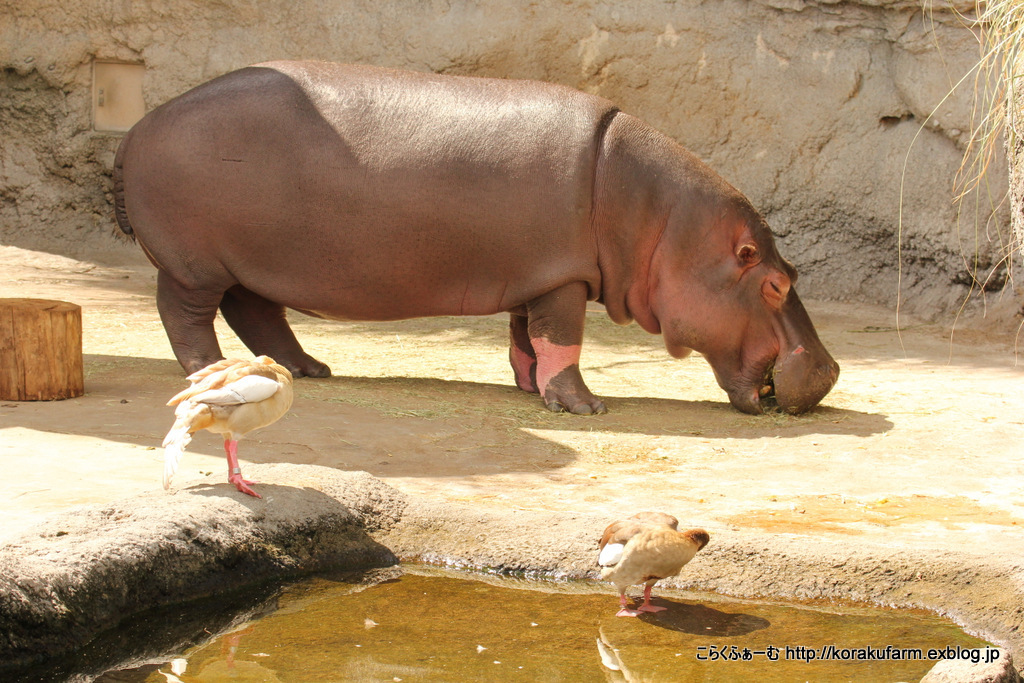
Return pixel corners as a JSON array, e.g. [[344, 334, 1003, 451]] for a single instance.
[[0, 0, 1010, 316]]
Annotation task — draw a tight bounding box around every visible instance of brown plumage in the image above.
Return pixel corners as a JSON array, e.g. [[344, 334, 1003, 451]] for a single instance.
[[162, 356, 293, 498], [598, 512, 709, 617]]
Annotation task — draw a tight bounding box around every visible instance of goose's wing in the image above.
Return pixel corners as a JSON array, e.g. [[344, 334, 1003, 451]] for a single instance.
[[598, 520, 646, 567], [168, 359, 280, 406], [190, 373, 281, 406]]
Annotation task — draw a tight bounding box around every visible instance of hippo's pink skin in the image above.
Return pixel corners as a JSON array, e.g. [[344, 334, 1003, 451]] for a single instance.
[[113, 61, 838, 415]]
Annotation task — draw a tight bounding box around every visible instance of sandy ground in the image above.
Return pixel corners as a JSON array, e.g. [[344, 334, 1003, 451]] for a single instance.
[[2, 243, 1024, 638]]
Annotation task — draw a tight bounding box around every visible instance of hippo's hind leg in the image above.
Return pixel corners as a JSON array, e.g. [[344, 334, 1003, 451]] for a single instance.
[[156, 270, 226, 374], [518, 281, 606, 415], [509, 313, 538, 393], [219, 285, 331, 378]]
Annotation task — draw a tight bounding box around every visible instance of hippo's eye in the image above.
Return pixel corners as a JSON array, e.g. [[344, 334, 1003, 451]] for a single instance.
[[737, 244, 759, 264]]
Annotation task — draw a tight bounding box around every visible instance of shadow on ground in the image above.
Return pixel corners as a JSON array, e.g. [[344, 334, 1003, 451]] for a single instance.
[[2, 353, 894, 481]]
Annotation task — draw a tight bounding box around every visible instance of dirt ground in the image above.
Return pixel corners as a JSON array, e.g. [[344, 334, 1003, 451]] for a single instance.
[[2, 243, 1024, 653]]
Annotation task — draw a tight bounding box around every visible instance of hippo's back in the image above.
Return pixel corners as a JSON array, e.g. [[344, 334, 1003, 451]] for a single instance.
[[259, 61, 618, 169], [118, 61, 619, 319]]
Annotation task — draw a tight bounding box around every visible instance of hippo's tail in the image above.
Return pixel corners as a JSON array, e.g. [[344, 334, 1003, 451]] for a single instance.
[[112, 131, 135, 240]]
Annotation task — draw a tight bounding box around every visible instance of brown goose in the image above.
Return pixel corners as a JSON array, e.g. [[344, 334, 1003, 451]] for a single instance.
[[162, 356, 293, 498], [598, 512, 709, 616]]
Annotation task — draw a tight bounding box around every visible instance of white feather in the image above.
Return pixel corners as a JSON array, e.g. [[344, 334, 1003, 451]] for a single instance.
[[191, 374, 280, 406], [598, 542, 625, 567], [161, 402, 205, 489], [162, 433, 189, 490]]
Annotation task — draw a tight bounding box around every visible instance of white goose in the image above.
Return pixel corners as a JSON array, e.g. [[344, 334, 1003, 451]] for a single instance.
[[598, 511, 709, 617], [162, 356, 293, 498]]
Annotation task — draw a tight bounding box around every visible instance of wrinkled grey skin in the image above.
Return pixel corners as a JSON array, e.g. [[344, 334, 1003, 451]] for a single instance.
[[114, 61, 837, 415]]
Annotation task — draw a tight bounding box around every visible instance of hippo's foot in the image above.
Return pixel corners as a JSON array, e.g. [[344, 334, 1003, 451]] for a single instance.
[[279, 354, 332, 379], [515, 282, 605, 413], [541, 365, 607, 415], [544, 394, 607, 416], [184, 354, 329, 379]]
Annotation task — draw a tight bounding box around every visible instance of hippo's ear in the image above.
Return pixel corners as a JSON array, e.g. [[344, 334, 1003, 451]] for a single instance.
[[729, 220, 762, 267], [736, 243, 760, 266]]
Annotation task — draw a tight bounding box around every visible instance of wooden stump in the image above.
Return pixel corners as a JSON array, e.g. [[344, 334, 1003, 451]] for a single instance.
[[0, 299, 84, 401]]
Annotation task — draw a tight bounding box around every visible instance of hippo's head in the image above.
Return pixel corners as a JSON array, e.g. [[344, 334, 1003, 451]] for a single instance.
[[646, 195, 839, 415]]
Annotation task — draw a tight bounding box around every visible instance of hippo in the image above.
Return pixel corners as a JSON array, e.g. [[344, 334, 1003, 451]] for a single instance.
[[113, 61, 838, 415]]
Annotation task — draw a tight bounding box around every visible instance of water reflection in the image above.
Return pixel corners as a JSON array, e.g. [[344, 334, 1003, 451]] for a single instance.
[[14, 565, 989, 682], [594, 601, 772, 683], [637, 598, 772, 636]]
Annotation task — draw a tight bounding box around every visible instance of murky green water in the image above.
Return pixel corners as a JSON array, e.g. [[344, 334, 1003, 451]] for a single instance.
[[14, 565, 992, 682]]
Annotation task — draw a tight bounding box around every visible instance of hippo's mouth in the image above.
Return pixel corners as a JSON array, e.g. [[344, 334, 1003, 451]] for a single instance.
[[722, 359, 777, 415], [757, 361, 777, 409]]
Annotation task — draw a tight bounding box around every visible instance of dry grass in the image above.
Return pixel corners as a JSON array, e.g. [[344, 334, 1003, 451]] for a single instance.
[[955, 0, 1024, 199], [947, 0, 1024, 285], [897, 2, 1024, 339]]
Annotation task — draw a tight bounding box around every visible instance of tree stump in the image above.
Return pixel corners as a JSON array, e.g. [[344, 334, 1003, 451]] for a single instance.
[[0, 299, 84, 401]]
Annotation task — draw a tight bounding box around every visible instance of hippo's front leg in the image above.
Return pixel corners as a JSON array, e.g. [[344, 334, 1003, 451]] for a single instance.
[[512, 281, 606, 415]]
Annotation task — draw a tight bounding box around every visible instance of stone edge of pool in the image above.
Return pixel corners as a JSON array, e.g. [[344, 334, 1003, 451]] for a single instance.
[[0, 464, 1020, 682]]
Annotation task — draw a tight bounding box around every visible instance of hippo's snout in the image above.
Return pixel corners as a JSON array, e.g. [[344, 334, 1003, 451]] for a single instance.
[[770, 346, 839, 414], [716, 288, 840, 416]]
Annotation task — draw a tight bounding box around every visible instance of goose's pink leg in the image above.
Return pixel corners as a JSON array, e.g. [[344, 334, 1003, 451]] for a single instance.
[[225, 439, 261, 498], [616, 593, 641, 617], [637, 584, 666, 613]]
